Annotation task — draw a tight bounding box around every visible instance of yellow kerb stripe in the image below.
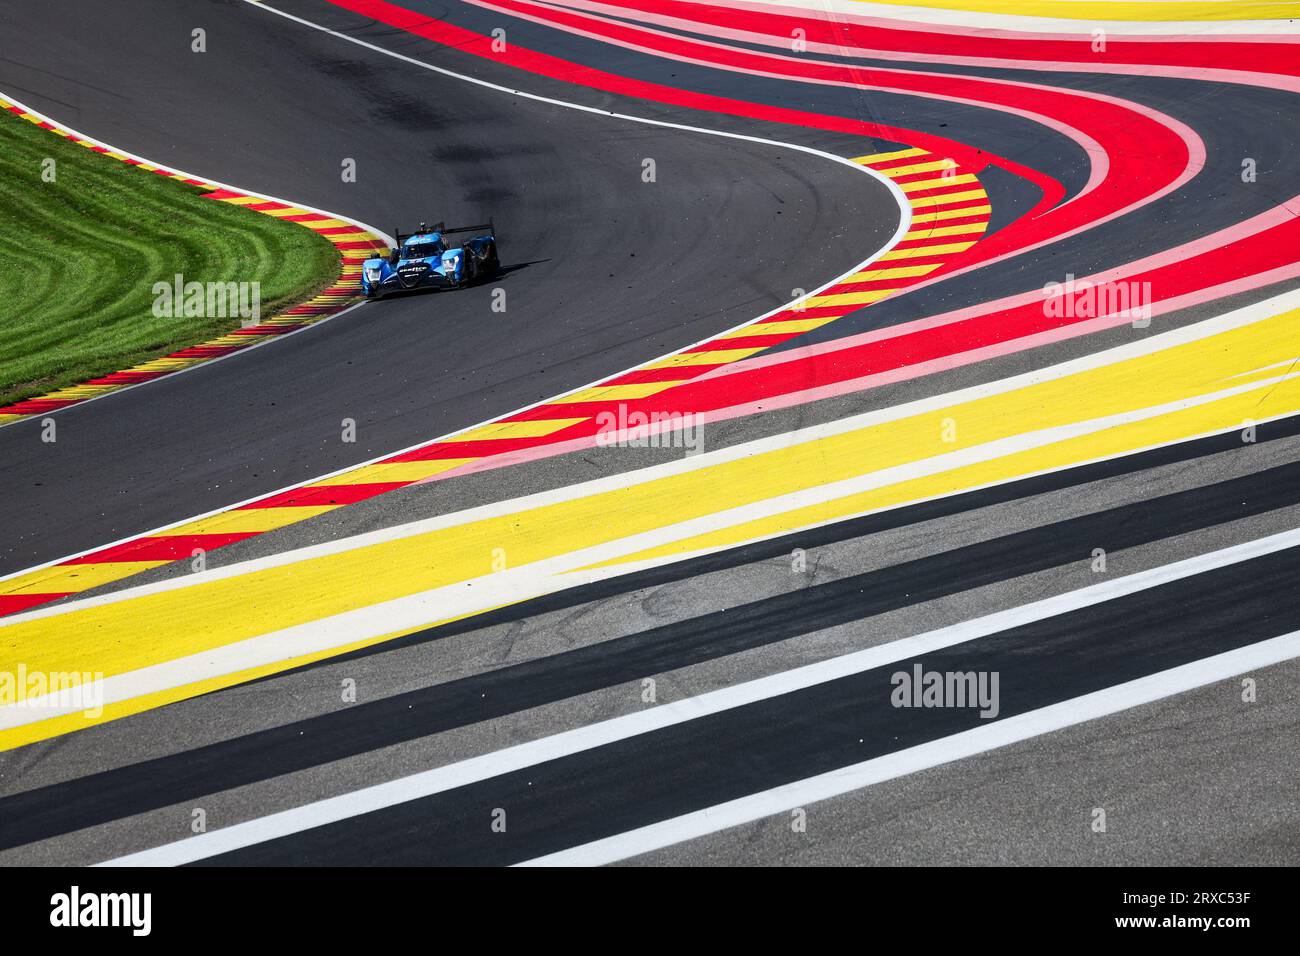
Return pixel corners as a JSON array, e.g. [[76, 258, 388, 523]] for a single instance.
[[453, 418, 588, 442], [719, 317, 840, 337], [645, 348, 767, 369], [900, 173, 981, 194], [905, 222, 990, 240], [2, 562, 167, 596], [551, 382, 685, 403], [309, 460, 477, 486], [911, 204, 992, 224], [881, 159, 957, 178], [880, 241, 977, 260], [805, 288, 899, 308], [851, 147, 928, 165]]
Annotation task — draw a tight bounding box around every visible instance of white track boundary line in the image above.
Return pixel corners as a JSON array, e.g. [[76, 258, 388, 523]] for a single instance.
[[0, 1, 908, 591], [10, 283, 1298, 626], [98, 525, 1300, 866], [6, 364, 1296, 732], [522, 630, 1300, 865], [9, 391, 1297, 728]]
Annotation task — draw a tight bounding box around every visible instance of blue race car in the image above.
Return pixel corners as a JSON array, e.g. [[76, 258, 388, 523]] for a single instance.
[[362, 220, 499, 299]]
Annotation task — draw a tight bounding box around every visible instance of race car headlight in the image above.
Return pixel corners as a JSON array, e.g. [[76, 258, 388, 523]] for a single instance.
[[364, 266, 383, 282], [445, 254, 461, 272]]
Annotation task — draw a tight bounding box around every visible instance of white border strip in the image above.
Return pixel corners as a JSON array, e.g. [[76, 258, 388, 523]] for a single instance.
[[12, 283, 1299, 626], [523, 629, 1300, 865], [98, 526, 1300, 866], [6, 364, 1297, 731], [0, 0, 908, 589]]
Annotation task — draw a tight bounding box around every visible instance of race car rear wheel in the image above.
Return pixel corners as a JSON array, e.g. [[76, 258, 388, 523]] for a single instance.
[[482, 241, 500, 278]]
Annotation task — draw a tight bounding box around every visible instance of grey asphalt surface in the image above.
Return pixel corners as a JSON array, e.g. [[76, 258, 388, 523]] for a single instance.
[[4, 423, 1299, 865], [0, 0, 900, 573], [0, 0, 1297, 867]]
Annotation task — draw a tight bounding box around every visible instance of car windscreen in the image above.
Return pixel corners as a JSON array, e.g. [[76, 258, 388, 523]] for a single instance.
[[401, 241, 443, 260]]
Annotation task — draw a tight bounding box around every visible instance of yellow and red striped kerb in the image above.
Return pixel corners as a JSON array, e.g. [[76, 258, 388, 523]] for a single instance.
[[0, 145, 988, 617], [0, 93, 387, 427]]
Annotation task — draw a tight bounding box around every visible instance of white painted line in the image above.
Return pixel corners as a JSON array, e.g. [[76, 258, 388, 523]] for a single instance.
[[98, 526, 1300, 866], [7, 364, 1298, 731], [11, 283, 1299, 626], [0, 0, 909, 590], [522, 630, 1300, 865], [6, 410, 1290, 724]]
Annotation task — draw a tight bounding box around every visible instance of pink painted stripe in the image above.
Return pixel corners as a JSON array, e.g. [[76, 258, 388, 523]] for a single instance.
[[708, 193, 1300, 381], [411, 259, 1300, 486]]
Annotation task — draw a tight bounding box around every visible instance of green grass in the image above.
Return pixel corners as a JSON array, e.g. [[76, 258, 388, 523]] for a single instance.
[[0, 108, 341, 407]]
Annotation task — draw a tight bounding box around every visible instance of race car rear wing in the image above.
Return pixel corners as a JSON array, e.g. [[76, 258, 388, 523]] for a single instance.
[[394, 219, 495, 247], [442, 219, 495, 237]]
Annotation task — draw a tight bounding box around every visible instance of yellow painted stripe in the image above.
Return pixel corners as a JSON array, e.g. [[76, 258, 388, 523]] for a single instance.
[[719, 317, 840, 337], [911, 204, 992, 224], [845, 264, 939, 283], [550, 382, 686, 403], [805, 287, 900, 308], [851, 147, 928, 165], [881, 159, 957, 178], [162, 506, 341, 536], [2, 308, 1297, 745], [880, 241, 977, 260], [131, 358, 193, 370], [39, 392, 115, 404], [846, 0, 1300, 22], [597, 385, 1295, 569], [904, 221, 990, 240], [645, 348, 768, 369], [309, 460, 476, 486], [908, 189, 988, 208], [899, 173, 981, 194], [2, 561, 167, 596], [256, 206, 316, 218], [0, 617, 455, 750], [452, 418, 588, 442]]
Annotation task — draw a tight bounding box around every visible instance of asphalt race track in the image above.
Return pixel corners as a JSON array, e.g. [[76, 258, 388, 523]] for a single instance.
[[1, 0, 1299, 873], [0, 0, 902, 573]]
